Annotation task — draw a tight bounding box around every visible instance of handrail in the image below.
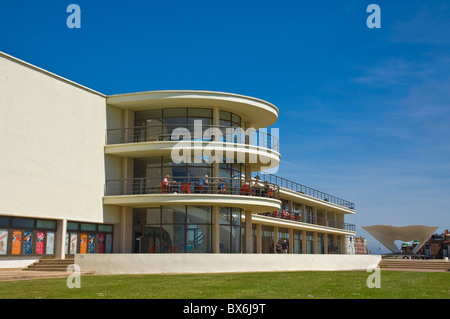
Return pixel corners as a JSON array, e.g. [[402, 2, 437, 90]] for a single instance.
[[106, 124, 279, 152], [105, 176, 280, 199], [254, 172, 355, 210], [259, 210, 356, 232]]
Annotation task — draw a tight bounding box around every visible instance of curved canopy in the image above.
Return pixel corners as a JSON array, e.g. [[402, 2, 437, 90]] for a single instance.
[[362, 225, 438, 253]]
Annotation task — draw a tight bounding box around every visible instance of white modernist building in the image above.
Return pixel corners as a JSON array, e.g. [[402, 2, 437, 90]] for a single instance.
[[0, 51, 358, 269]]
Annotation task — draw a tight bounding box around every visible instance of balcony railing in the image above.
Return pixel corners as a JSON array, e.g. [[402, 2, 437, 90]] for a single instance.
[[105, 176, 280, 199], [254, 172, 355, 210], [258, 210, 356, 232], [106, 124, 279, 152]]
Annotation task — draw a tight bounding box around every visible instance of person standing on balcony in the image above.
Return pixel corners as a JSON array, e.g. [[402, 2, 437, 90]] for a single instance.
[[200, 175, 209, 193], [217, 178, 226, 194]]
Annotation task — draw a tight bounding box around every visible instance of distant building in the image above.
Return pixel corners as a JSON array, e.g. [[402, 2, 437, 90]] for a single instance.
[[345, 236, 368, 255], [419, 230, 450, 259]]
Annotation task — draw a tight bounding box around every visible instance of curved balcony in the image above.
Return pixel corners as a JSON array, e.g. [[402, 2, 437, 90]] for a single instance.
[[105, 125, 280, 170], [103, 176, 281, 213], [257, 210, 356, 232], [255, 172, 355, 211]]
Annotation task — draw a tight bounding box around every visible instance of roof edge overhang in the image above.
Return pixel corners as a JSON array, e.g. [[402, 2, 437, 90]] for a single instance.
[[106, 90, 279, 128]]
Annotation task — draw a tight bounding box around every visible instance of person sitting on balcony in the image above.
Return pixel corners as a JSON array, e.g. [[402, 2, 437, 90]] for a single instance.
[[261, 181, 270, 197], [161, 175, 170, 193], [251, 176, 262, 196], [217, 178, 226, 194]]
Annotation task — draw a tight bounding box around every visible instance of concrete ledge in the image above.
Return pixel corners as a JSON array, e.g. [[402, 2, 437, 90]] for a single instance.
[[74, 254, 382, 275], [0, 257, 39, 269]]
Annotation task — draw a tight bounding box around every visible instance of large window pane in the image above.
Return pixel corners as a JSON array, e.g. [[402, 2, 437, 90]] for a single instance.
[[36, 220, 56, 229], [187, 224, 211, 253], [188, 108, 212, 118], [146, 207, 161, 225], [187, 206, 211, 224], [13, 218, 34, 228], [163, 224, 186, 253], [162, 206, 187, 224]]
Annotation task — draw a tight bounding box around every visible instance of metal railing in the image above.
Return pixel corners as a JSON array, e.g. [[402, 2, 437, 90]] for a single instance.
[[106, 124, 279, 152], [105, 176, 280, 199], [258, 210, 356, 232], [254, 172, 355, 210]]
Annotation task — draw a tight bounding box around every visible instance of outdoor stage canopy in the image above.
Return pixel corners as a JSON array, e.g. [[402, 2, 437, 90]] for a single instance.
[[362, 225, 438, 254]]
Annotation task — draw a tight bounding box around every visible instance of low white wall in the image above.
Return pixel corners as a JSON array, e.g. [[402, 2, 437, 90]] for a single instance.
[[0, 257, 39, 269], [75, 254, 382, 275]]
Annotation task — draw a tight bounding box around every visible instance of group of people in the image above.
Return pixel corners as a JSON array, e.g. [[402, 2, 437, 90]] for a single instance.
[[275, 239, 289, 254], [162, 175, 226, 194], [161, 175, 271, 196], [249, 176, 271, 197], [198, 175, 227, 194]]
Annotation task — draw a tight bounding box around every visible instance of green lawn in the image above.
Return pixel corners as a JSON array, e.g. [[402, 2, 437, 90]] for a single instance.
[[0, 271, 448, 299]]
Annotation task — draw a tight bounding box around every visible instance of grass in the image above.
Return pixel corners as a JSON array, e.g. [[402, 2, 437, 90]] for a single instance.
[[0, 271, 448, 299]]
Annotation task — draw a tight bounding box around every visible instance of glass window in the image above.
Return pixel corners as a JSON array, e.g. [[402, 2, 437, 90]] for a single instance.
[[13, 218, 34, 228], [188, 108, 212, 118], [232, 114, 241, 126], [164, 108, 187, 118], [36, 220, 56, 229], [162, 206, 186, 224], [98, 225, 113, 232], [135, 109, 162, 122], [146, 207, 161, 225], [232, 208, 241, 225], [187, 206, 211, 224], [0, 217, 10, 227], [220, 110, 231, 122], [187, 224, 211, 253], [67, 222, 79, 231], [163, 224, 186, 253], [81, 223, 97, 232], [219, 207, 233, 225]]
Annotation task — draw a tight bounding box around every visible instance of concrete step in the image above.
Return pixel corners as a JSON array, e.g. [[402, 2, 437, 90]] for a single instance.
[[379, 259, 450, 271], [23, 257, 77, 272]]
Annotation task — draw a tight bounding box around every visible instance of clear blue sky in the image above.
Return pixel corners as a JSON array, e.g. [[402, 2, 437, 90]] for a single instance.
[[1, 0, 449, 253]]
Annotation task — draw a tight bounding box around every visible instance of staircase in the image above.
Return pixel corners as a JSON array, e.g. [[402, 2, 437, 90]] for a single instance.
[[379, 259, 450, 271], [24, 256, 76, 272]]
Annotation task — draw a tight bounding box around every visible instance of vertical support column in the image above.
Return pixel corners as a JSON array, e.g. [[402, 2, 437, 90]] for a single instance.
[[123, 109, 134, 143], [301, 230, 306, 254], [333, 234, 338, 254], [324, 233, 328, 254], [123, 157, 134, 194], [288, 228, 294, 254], [301, 203, 306, 222], [313, 207, 318, 224], [245, 210, 253, 253], [120, 206, 133, 253], [55, 218, 67, 260], [213, 106, 220, 183], [338, 235, 345, 254], [256, 223, 262, 253], [313, 231, 318, 254], [273, 226, 279, 253], [213, 206, 220, 253]]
